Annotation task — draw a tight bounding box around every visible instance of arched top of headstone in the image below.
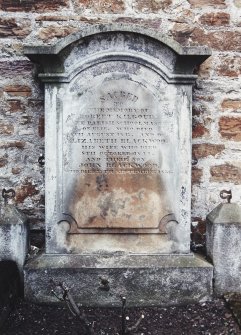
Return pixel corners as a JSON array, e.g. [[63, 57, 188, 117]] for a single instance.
[[24, 23, 211, 80], [25, 23, 210, 56]]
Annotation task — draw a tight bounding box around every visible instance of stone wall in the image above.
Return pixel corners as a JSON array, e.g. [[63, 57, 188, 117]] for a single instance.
[[0, 0, 240, 249]]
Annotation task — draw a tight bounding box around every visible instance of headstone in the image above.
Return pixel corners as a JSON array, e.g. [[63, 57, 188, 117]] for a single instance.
[[24, 24, 213, 305]]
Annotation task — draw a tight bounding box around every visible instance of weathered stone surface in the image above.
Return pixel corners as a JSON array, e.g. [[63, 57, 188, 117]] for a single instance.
[[192, 122, 209, 138], [193, 144, 225, 159], [0, 61, 33, 78], [27, 99, 44, 109], [73, 0, 125, 13], [0, 141, 25, 149], [188, 0, 226, 8], [35, 15, 71, 21], [114, 17, 162, 30], [199, 12, 230, 26], [0, 205, 28, 276], [170, 9, 195, 25], [197, 30, 241, 52], [30, 28, 206, 255], [38, 116, 44, 138], [7, 100, 25, 113], [0, 0, 69, 12], [192, 167, 203, 184], [210, 164, 241, 184], [207, 203, 241, 224], [66, 234, 182, 254], [65, 86, 174, 235], [0, 0, 239, 255], [24, 254, 213, 306], [0, 156, 8, 167], [192, 106, 204, 117], [194, 94, 214, 103], [0, 42, 24, 58], [4, 85, 32, 97], [221, 99, 241, 111], [69, 167, 171, 232], [171, 23, 195, 45], [172, 27, 241, 51], [38, 26, 78, 41], [234, 0, 241, 7], [217, 56, 241, 77], [0, 122, 14, 136], [35, 16, 102, 27], [0, 18, 31, 38], [20, 115, 32, 126], [219, 116, 241, 141], [206, 203, 241, 295], [198, 57, 213, 78], [132, 0, 172, 13], [16, 180, 40, 203], [12, 167, 21, 175], [25, 23, 211, 58], [198, 55, 241, 78]]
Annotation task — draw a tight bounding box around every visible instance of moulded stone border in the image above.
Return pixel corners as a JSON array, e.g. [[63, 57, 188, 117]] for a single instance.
[[38, 52, 199, 84]]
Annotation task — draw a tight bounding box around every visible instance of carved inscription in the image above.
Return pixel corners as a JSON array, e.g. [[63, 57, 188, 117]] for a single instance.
[[62, 78, 176, 230], [64, 89, 174, 176]]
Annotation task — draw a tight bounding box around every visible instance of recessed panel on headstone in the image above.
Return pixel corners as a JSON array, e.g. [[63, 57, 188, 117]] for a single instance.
[[60, 61, 178, 233]]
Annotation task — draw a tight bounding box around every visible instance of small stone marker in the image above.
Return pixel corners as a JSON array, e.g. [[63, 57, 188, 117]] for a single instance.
[[0, 189, 28, 279], [206, 192, 241, 295]]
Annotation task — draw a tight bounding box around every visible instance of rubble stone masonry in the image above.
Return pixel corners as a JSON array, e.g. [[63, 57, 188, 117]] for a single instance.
[[0, 0, 240, 248]]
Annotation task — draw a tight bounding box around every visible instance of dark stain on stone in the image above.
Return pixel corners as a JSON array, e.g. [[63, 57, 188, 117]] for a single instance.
[[96, 174, 108, 192], [68, 160, 172, 231]]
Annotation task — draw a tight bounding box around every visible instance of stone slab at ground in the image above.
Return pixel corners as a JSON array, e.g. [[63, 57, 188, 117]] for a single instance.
[[2, 298, 241, 335], [24, 253, 213, 306]]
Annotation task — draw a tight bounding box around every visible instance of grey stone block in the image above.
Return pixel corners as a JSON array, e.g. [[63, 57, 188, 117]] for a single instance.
[[206, 203, 241, 296], [0, 205, 29, 277], [24, 253, 213, 307]]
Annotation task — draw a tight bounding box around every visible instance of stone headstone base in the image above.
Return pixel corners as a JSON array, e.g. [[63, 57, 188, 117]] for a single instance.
[[24, 253, 213, 307]]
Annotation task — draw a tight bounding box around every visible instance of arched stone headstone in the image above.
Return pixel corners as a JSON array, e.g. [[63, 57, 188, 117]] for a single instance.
[[24, 24, 213, 305]]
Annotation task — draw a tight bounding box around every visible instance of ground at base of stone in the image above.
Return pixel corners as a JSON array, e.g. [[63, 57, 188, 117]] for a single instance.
[[225, 294, 241, 331], [1, 299, 241, 335]]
